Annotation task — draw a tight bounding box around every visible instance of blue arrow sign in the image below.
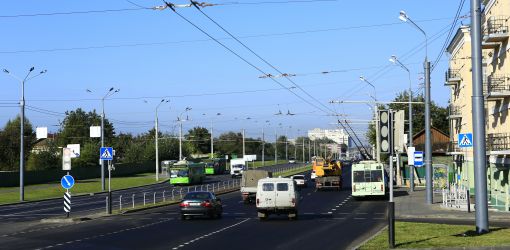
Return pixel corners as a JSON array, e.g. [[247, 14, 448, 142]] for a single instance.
[[458, 133, 473, 148], [100, 147, 113, 160], [61, 175, 75, 189]]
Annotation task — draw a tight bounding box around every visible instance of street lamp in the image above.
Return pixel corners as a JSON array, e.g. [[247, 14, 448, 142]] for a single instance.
[[3, 67, 46, 201], [153, 99, 170, 182], [96, 87, 120, 191], [399, 10, 432, 204], [389, 55, 415, 192], [208, 113, 221, 159], [359, 75, 380, 162], [178, 107, 192, 161]]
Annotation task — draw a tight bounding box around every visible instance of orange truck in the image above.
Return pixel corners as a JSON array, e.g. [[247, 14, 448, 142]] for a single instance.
[[313, 157, 342, 191]]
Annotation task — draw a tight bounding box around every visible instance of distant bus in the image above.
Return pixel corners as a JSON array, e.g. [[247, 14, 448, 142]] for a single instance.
[[204, 158, 227, 175], [168, 160, 205, 185], [351, 161, 388, 198]]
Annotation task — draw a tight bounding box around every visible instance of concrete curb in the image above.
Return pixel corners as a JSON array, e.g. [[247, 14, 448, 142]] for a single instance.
[[352, 225, 387, 250], [396, 214, 510, 223]]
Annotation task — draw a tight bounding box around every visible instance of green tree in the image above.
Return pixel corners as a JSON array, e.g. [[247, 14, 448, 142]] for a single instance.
[[365, 91, 449, 145], [185, 127, 210, 154], [216, 132, 243, 156], [58, 108, 115, 147], [26, 139, 60, 171], [0, 116, 36, 171]]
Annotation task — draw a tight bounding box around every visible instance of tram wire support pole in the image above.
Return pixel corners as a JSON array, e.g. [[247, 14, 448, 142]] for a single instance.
[[470, 0, 489, 234]]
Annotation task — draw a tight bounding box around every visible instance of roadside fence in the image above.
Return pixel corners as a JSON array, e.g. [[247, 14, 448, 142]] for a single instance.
[[107, 164, 310, 213]]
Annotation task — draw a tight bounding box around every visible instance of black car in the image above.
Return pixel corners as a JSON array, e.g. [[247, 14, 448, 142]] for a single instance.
[[179, 191, 223, 220]]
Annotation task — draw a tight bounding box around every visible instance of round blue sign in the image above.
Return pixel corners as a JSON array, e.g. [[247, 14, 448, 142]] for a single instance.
[[61, 175, 75, 189]]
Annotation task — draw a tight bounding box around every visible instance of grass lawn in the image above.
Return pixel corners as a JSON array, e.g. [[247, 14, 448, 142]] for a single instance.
[[360, 221, 510, 249], [0, 173, 166, 205]]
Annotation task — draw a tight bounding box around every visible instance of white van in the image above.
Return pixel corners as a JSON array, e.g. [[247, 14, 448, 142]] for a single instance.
[[230, 159, 246, 178], [256, 177, 299, 220]]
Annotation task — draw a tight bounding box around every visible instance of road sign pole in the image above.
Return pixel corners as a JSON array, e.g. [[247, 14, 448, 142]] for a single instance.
[[108, 160, 112, 215]]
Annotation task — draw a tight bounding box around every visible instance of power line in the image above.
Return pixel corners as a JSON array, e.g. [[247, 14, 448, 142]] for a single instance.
[[0, 7, 147, 18], [431, 2, 467, 72], [0, 17, 453, 54]]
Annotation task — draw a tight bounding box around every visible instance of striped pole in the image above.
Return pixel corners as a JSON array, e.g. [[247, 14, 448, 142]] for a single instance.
[[64, 190, 71, 218]]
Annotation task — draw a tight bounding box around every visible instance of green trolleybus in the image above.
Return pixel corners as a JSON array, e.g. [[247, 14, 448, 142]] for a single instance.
[[204, 158, 227, 175], [351, 160, 388, 198], [169, 160, 206, 185]]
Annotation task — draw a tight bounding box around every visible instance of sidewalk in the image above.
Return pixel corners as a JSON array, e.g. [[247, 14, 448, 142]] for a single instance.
[[393, 187, 510, 225]]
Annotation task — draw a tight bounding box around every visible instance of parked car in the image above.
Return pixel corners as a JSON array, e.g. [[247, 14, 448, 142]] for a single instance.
[[179, 191, 222, 220], [291, 175, 306, 188], [256, 177, 299, 220], [288, 158, 296, 164]]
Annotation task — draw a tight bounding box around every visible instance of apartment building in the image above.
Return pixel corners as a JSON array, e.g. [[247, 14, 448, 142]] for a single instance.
[[445, 0, 509, 211]]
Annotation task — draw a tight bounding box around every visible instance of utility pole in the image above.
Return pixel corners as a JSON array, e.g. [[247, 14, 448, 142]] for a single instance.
[[470, 0, 489, 234], [308, 140, 311, 162], [3, 67, 46, 201], [302, 138, 305, 163], [242, 129, 246, 157], [154, 99, 169, 182], [274, 131, 278, 165], [179, 120, 183, 161], [398, 9, 432, 204], [262, 127, 265, 166], [210, 120, 214, 158]]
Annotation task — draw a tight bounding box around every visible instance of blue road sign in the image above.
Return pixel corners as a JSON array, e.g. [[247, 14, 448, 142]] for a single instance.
[[414, 151, 424, 167], [61, 175, 75, 189], [458, 133, 473, 148], [100, 147, 113, 160]]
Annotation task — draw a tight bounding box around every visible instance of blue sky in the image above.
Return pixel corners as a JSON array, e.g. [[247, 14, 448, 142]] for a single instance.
[[0, 0, 468, 142]]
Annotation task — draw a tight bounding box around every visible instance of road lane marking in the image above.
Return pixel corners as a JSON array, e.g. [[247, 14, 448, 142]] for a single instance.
[[171, 218, 250, 249], [34, 218, 174, 249]]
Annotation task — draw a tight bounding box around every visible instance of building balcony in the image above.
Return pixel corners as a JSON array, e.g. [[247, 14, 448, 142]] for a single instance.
[[483, 16, 509, 43], [485, 74, 510, 100], [487, 133, 510, 155], [445, 69, 461, 86], [447, 105, 462, 120], [447, 141, 462, 155]]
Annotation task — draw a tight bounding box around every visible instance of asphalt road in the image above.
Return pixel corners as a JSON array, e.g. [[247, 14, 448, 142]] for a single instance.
[[0, 164, 390, 250], [0, 163, 303, 224]]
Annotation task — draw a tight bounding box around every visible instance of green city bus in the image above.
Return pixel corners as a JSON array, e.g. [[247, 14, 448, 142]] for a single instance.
[[168, 160, 206, 185], [204, 158, 227, 175], [351, 161, 388, 198]]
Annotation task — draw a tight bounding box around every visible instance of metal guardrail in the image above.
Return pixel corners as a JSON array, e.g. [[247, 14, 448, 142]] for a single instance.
[[483, 16, 509, 37], [487, 133, 510, 151], [487, 74, 510, 93], [445, 68, 461, 83], [448, 105, 462, 118], [106, 164, 310, 213]]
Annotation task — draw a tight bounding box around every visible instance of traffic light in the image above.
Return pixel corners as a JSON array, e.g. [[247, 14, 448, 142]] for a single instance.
[[378, 110, 393, 154]]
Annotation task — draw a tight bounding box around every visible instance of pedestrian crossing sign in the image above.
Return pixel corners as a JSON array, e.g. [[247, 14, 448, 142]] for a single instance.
[[100, 147, 114, 160], [458, 133, 473, 148]]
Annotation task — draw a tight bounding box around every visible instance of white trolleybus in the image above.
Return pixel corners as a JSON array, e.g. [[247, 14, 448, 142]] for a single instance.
[[351, 160, 388, 199]]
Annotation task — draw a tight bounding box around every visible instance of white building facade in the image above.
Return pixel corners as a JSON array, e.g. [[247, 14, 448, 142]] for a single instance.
[[307, 128, 350, 145]]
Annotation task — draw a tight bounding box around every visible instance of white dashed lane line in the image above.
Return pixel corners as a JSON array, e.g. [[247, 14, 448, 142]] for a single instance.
[[34, 218, 174, 250], [171, 218, 251, 250]]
